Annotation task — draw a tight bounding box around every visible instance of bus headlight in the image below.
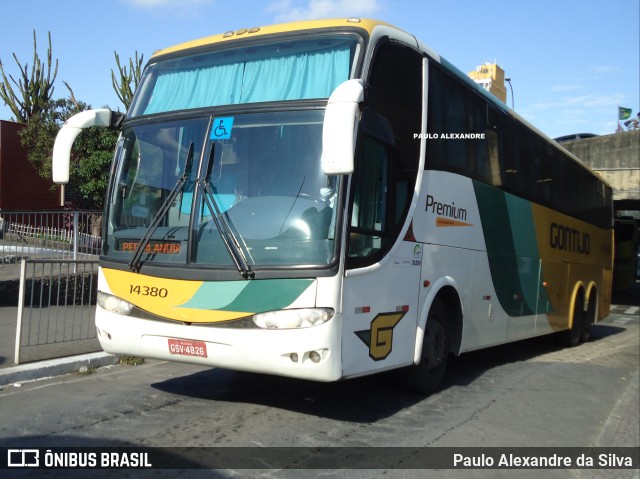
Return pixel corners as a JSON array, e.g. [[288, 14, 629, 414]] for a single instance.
[[98, 291, 133, 316], [251, 308, 334, 329]]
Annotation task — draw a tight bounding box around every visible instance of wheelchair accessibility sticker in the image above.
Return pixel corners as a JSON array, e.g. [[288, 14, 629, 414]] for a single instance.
[[210, 117, 234, 140]]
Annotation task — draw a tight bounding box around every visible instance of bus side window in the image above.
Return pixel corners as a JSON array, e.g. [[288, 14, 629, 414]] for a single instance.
[[349, 135, 389, 259], [484, 129, 502, 187], [484, 106, 504, 187], [347, 39, 422, 269]]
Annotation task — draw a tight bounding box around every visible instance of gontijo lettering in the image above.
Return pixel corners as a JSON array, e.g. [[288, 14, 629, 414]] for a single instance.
[[549, 222, 590, 254]]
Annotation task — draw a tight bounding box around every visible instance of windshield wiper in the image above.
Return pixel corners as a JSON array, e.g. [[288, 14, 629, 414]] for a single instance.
[[198, 145, 254, 279], [129, 142, 195, 273], [279, 176, 305, 235]]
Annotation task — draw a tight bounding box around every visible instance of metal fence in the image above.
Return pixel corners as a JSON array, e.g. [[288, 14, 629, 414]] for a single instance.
[[0, 210, 104, 364], [14, 259, 100, 364], [0, 210, 102, 266]]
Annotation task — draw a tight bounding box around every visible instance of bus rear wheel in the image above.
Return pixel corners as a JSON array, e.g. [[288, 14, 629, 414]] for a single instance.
[[402, 298, 450, 394], [581, 292, 597, 343], [565, 292, 586, 347]]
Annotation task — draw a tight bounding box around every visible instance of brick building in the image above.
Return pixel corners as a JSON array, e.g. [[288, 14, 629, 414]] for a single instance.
[[0, 120, 60, 210]]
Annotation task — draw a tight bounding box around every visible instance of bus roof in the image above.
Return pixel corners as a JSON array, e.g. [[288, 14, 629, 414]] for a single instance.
[[149, 17, 610, 190], [152, 18, 392, 58]]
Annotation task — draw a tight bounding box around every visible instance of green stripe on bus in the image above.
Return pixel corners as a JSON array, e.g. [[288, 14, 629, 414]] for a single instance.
[[504, 194, 549, 313], [473, 181, 538, 317], [180, 278, 315, 313]]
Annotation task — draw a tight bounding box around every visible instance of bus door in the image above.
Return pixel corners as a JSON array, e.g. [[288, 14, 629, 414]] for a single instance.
[[340, 38, 424, 377], [341, 130, 421, 377]]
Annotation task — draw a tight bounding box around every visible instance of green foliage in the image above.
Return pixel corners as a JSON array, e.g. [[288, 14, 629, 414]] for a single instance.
[[19, 94, 118, 210], [3, 30, 145, 210], [111, 50, 144, 111], [0, 31, 58, 122], [19, 97, 82, 178], [118, 355, 145, 366], [72, 128, 119, 208]]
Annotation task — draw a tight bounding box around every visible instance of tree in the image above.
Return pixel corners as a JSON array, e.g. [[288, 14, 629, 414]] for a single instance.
[[20, 82, 81, 177], [70, 123, 119, 209], [111, 50, 144, 110], [0, 30, 58, 122], [20, 83, 119, 210], [3, 30, 143, 209]]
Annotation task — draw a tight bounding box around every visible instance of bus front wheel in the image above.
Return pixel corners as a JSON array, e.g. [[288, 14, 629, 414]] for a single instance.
[[403, 298, 450, 394]]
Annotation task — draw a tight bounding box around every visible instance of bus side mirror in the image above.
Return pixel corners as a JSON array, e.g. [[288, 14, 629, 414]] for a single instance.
[[321, 79, 365, 175], [52, 109, 123, 183]]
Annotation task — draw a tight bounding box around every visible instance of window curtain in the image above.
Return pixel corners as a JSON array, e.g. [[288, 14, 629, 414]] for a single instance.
[[145, 63, 244, 114], [143, 45, 351, 114]]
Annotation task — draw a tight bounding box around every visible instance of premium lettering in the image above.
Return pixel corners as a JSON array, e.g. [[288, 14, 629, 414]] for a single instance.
[[426, 195, 467, 221]]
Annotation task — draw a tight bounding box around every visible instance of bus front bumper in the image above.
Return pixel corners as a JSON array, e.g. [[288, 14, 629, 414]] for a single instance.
[[95, 308, 343, 382]]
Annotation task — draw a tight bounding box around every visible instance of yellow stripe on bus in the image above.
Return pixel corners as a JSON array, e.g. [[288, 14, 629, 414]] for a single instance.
[[102, 269, 251, 323]]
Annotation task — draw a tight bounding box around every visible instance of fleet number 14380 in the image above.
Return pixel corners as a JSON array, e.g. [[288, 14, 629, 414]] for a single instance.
[[129, 285, 169, 298]]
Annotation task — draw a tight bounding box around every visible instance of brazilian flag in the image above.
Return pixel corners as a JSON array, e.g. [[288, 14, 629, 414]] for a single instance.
[[619, 106, 632, 120]]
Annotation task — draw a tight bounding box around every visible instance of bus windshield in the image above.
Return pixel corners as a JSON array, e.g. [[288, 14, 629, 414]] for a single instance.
[[130, 35, 360, 116], [104, 109, 340, 271]]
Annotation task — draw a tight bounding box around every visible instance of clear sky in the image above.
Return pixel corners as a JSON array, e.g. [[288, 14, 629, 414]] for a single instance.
[[1, 0, 638, 139]]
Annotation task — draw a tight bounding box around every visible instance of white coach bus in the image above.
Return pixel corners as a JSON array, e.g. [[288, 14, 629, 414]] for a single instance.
[[53, 18, 613, 393]]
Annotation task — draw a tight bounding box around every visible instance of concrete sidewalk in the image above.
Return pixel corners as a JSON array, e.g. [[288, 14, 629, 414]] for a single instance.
[[0, 351, 119, 386], [0, 304, 118, 386]]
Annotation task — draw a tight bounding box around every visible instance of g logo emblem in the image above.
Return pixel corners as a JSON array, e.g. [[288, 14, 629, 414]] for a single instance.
[[356, 311, 406, 361]]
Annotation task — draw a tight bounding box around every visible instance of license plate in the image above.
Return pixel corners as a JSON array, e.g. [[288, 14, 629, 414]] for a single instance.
[[168, 338, 208, 358]]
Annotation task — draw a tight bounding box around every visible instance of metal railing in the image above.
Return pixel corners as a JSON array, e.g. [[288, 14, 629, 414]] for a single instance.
[[14, 259, 100, 364], [0, 210, 104, 364], [0, 210, 102, 266]]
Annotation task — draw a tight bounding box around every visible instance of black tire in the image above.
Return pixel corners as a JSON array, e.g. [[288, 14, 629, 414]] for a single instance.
[[401, 297, 450, 394], [565, 293, 585, 347], [581, 292, 597, 343]]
